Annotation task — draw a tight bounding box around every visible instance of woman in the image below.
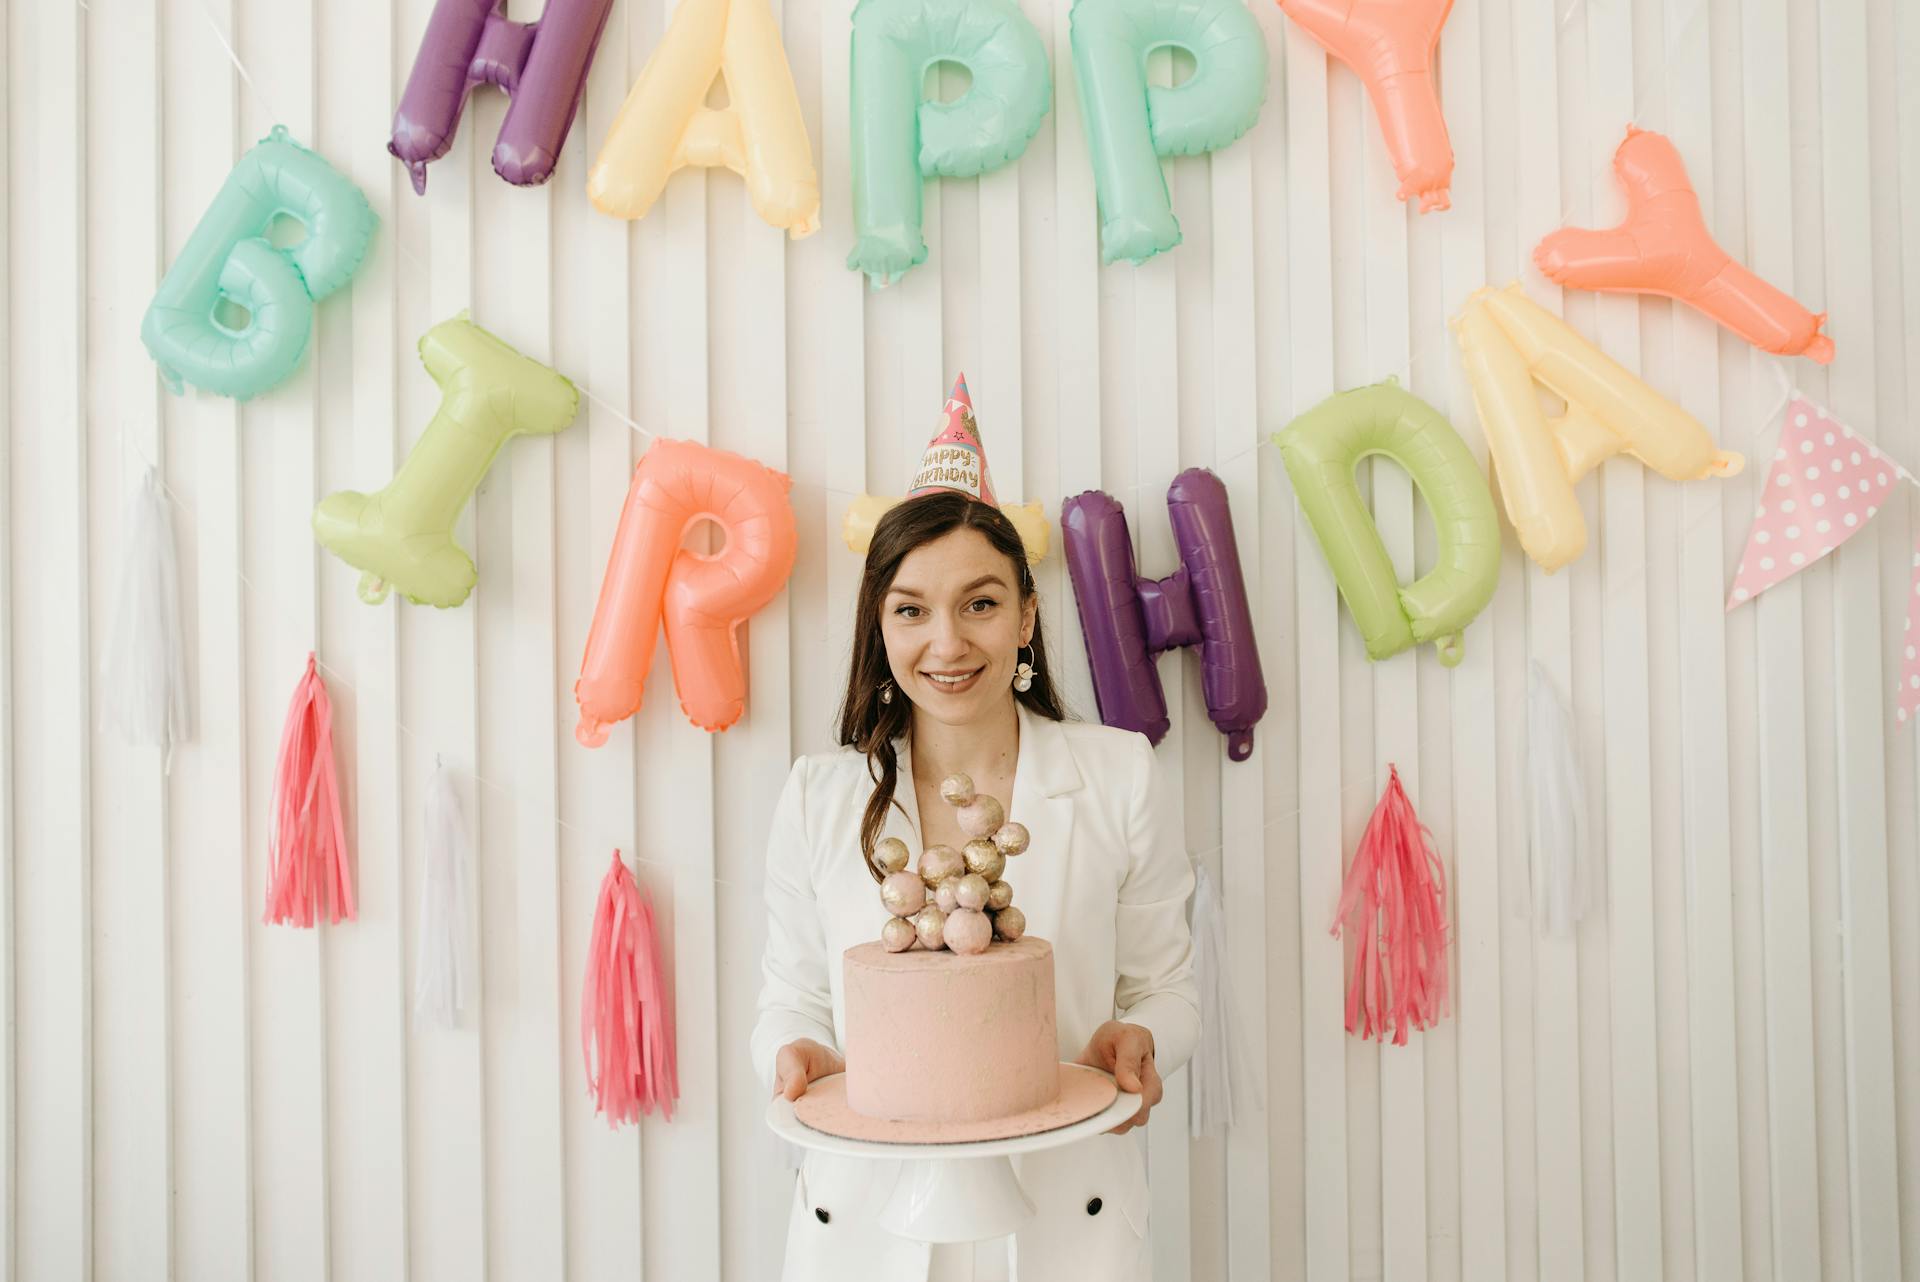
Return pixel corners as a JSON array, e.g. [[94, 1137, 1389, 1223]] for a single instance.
[[751, 426, 1199, 1280]]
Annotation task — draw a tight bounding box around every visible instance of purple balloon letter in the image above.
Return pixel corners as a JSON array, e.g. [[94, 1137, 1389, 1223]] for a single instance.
[[1061, 469, 1268, 761], [391, 0, 616, 193]]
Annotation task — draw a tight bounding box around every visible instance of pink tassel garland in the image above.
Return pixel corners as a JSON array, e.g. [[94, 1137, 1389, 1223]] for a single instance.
[[583, 850, 678, 1126], [264, 653, 355, 927], [1330, 765, 1448, 1044]]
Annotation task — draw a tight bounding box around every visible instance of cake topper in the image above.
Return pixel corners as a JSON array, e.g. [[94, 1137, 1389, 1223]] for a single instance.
[[876, 772, 1028, 954]]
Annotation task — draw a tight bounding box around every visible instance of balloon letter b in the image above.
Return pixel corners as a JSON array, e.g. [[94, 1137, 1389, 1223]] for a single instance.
[[1276, 383, 1499, 666], [1071, 0, 1267, 264], [313, 316, 580, 607], [588, 0, 819, 236], [390, 0, 617, 192], [848, 0, 1051, 286], [576, 440, 799, 745], [142, 127, 375, 401], [1062, 470, 1267, 760]]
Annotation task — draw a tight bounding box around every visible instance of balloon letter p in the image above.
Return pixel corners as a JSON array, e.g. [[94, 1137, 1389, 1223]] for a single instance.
[[575, 441, 799, 745], [1062, 470, 1267, 760], [847, 0, 1051, 286], [1070, 0, 1267, 264], [142, 127, 376, 400]]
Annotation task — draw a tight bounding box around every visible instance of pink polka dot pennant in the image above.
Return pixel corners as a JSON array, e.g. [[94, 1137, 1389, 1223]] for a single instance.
[[1727, 395, 1920, 724]]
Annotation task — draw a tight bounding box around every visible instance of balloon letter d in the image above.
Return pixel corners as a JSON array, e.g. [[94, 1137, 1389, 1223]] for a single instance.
[[1062, 470, 1267, 760], [1276, 383, 1499, 665], [576, 441, 799, 745], [314, 316, 580, 607]]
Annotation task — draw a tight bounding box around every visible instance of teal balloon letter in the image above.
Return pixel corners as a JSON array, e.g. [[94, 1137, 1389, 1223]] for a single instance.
[[847, 0, 1051, 288], [143, 126, 376, 400], [1276, 382, 1500, 666], [1070, 0, 1267, 264]]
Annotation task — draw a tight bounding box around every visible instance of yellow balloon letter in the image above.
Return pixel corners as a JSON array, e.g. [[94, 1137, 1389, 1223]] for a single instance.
[[1452, 283, 1743, 572], [587, 0, 820, 236]]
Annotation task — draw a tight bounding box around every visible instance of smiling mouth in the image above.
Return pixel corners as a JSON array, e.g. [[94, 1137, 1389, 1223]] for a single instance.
[[922, 666, 985, 693]]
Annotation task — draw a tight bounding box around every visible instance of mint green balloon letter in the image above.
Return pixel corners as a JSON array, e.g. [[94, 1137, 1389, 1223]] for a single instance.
[[142, 126, 376, 400], [1070, 0, 1267, 264], [1276, 383, 1500, 666], [847, 0, 1051, 288]]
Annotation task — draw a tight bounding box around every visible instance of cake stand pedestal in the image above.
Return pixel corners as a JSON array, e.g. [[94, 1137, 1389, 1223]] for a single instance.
[[766, 1077, 1143, 1244]]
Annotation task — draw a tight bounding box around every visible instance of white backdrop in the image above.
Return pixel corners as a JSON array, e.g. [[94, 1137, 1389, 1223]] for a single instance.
[[7, 0, 1920, 1278]]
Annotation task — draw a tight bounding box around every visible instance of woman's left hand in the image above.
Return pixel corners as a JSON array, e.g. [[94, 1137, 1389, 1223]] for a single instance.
[[1075, 1020, 1163, 1135]]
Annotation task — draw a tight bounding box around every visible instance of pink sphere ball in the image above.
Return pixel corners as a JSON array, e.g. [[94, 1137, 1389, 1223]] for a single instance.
[[919, 844, 966, 885], [935, 881, 961, 914], [957, 795, 1005, 839], [880, 871, 926, 917], [944, 908, 993, 955]]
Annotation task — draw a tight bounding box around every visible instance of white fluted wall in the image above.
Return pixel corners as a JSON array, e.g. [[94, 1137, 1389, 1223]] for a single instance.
[[7, 0, 1920, 1278]]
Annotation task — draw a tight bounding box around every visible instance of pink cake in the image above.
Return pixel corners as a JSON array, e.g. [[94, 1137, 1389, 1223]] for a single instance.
[[842, 935, 1060, 1123]]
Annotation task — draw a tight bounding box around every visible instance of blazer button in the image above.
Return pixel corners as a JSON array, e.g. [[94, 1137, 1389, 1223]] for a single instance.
[[815, 1207, 831, 1224], [1086, 1197, 1103, 1216]]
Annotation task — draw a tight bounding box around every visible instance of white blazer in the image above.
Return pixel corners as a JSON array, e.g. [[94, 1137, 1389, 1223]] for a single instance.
[[751, 702, 1200, 1281]]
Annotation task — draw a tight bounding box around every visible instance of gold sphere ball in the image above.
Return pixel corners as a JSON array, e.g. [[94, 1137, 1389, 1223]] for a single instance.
[[881, 916, 917, 952], [992, 905, 1027, 942], [919, 844, 966, 885], [939, 773, 976, 807], [992, 822, 1030, 857], [874, 836, 911, 874], [986, 879, 1014, 911], [913, 905, 948, 951], [956, 873, 991, 911]]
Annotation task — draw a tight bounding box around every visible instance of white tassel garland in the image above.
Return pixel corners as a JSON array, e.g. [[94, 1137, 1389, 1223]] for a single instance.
[[1527, 663, 1589, 935], [1189, 864, 1243, 1138], [415, 763, 474, 1029], [101, 467, 190, 763]]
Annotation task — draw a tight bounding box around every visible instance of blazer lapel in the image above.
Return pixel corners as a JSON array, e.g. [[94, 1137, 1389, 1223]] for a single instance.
[[1008, 704, 1080, 947]]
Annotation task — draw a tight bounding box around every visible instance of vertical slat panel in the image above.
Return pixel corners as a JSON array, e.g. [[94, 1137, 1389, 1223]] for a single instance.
[[1581, 1, 1663, 1276], [326, 0, 409, 1271], [1356, 64, 1424, 1282], [490, 9, 567, 1269], [1134, 60, 1190, 1276], [1743, 3, 1822, 1277], [1512, 0, 1584, 1273], [0, 0, 14, 1266], [89, 0, 172, 1272], [237, 5, 331, 1277], [412, 0, 487, 1265], [1659, 0, 1747, 1276], [712, 2, 792, 1263], [565, 0, 642, 1273], [1817, 3, 1902, 1278], [161, 0, 255, 1275], [1436, 3, 1507, 1279], [12, 0, 90, 1277], [1283, 23, 1348, 1282], [1208, 52, 1269, 1282], [640, 3, 720, 1269], [1892, 7, 1920, 1277]]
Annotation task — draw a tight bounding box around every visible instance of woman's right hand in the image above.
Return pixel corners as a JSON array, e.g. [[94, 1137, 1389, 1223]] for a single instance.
[[771, 1038, 845, 1101]]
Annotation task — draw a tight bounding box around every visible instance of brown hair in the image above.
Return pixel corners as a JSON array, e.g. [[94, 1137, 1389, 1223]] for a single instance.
[[835, 492, 1065, 882]]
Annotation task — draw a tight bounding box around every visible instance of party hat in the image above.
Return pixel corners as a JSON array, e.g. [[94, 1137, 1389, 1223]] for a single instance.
[[906, 374, 999, 507]]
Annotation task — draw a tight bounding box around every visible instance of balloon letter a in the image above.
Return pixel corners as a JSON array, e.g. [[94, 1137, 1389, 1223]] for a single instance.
[[1452, 284, 1743, 572], [313, 316, 579, 607], [576, 441, 799, 744], [1061, 470, 1267, 759], [588, 0, 819, 236]]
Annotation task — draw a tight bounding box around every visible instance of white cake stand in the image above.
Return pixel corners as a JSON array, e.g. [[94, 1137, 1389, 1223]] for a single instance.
[[766, 1073, 1144, 1244]]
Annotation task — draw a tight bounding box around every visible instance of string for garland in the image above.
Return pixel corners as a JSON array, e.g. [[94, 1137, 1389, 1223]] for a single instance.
[[1330, 765, 1448, 1044], [583, 850, 678, 1125]]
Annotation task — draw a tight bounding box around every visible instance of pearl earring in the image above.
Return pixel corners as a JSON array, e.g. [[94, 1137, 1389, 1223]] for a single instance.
[[879, 680, 894, 705], [1013, 646, 1036, 693]]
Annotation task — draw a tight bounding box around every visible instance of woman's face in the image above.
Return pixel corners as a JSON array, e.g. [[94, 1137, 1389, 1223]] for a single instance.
[[879, 528, 1037, 728]]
